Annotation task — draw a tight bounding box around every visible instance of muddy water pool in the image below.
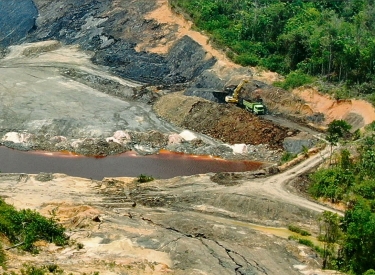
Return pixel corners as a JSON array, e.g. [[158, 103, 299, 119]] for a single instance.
[[0, 147, 264, 180]]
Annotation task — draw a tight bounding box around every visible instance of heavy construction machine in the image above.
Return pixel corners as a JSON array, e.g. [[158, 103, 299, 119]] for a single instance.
[[224, 79, 249, 103], [242, 99, 266, 115], [224, 79, 266, 115]]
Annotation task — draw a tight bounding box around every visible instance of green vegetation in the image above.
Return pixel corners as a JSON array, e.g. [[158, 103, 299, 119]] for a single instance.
[[318, 211, 342, 269], [0, 199, 67, 253], [288, 235, 324, 256], [1, 264, 99, 275], [137, 174, 155, 183], [280, 151, 297, 163], [170, 0, 375, 91], [274, 71, 316, 90], [0, 243, 6, 268], [288, 225, 311, 236], [325, 120, 352, 165], [307, 128, 375, 273]]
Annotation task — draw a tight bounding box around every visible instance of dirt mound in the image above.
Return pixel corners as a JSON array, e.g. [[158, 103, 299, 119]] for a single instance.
[[234, 82, 375, 131], [154, 92, 296, 149], [40, 202, 102, 229], [183, 101, 295, 148]]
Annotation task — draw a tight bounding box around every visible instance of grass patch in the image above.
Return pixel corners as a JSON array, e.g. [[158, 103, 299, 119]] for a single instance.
[[274, 71, 316, 90], [280, 152, 297, 164], [288, 235, 324, 256], [288, 225, 311, 236], [1, 264, 100, 275], [0, 199, 67, 253]]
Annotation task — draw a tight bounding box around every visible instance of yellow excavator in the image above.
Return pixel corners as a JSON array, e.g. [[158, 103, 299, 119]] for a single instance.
[[224, 79, 249, 103]]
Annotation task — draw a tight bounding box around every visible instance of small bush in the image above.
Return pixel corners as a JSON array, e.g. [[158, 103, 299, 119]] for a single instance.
[[288, 225, 311, 236], [288, 235, 298, 241], [2, 264, 66, 275], [298, 238, 314, 247], [137, 174, 154, 183], [20, 265, 47, 275], [233, 53, 259, 66], [45, 263, 63, 274], [280, 152, 297, 163], [0, 243, 6, 268], [288, 236, 324, 256], [0, 199, 67, 252], [274, 71, 316, 90]]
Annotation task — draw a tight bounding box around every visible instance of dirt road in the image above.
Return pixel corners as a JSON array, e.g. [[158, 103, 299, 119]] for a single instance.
[[254, 146, 342, 214]]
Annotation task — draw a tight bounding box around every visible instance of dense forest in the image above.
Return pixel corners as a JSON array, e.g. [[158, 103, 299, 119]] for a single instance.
[[169, 0, 375, 90]]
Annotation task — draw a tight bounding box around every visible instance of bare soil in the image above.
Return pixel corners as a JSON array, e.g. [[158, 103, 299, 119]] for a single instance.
[[294, 87, 375, 129], [0, 1, 371, 274], [154, 92, 296, 149], [0, 147, 342, 275]]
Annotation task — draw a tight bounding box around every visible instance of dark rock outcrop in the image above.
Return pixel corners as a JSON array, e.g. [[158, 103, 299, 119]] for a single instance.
[[10, 0, 216, 85], [0, 0, 38, 47]]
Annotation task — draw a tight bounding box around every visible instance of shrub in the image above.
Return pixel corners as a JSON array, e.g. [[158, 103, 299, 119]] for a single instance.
[[288, 236, 324, 256], [137, 174, 154, 183], [274, 71, 316, 90], [298, 238, 314, 247], [280, 151, 297, 163], [0, 199, 67, 252], [233, 53, 259, 67], [354, 180, 375, 199], [288, 225, 311, 236], [0, 243, 6, 268], [20, 265, 47, 275]]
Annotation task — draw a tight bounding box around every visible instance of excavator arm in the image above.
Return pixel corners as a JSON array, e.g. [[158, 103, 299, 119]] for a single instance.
[[225, 79, 249, 103]]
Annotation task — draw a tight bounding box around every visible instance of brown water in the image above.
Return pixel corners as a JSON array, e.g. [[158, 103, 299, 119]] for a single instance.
[[0, 147, 264, 180]]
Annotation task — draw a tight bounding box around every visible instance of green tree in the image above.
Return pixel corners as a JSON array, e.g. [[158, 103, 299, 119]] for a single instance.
[[326, 120, 352, 164], [341, 201, 375, 273], [318, 211, 342, 269]]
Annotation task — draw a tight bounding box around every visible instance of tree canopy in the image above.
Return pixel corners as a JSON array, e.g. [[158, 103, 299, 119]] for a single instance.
[[170, 0, 375, 86]]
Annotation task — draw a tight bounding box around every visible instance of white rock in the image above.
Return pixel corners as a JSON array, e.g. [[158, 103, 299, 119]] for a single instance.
[[293, 264, 307, 271], [2, 132, 31, 144], [71, 140, 82, 149], [230, 144, 248, 154], [106, 137, 121, 144], [168, 133, 183, 145], [50, 136, 67, 143], [113, 130, 131, 143], [179, 130, 197, 141]]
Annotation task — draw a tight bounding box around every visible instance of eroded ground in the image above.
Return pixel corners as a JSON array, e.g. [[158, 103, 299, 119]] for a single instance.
[[0, 148, 342, 275]]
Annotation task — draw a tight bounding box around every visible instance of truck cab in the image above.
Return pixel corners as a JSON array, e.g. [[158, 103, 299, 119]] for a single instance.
[[242, 99, 266, 115]]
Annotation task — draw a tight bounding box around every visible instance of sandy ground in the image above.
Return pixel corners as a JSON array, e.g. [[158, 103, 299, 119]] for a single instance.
[[295, 88, 375, 129]]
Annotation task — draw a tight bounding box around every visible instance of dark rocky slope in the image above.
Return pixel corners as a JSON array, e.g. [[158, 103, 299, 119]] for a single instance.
[[16, 0, 215, 85], [0, 0, 38, 47]]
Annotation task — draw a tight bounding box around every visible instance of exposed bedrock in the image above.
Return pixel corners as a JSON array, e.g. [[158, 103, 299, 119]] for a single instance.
[[0, 0, 214, 85], [0, 0, 38, 47]]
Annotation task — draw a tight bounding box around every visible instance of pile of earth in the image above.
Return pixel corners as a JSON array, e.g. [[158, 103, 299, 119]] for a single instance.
[[154, 92, 297, 150], [188, 73, 375, 131], [185, 75, 326, 127]]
